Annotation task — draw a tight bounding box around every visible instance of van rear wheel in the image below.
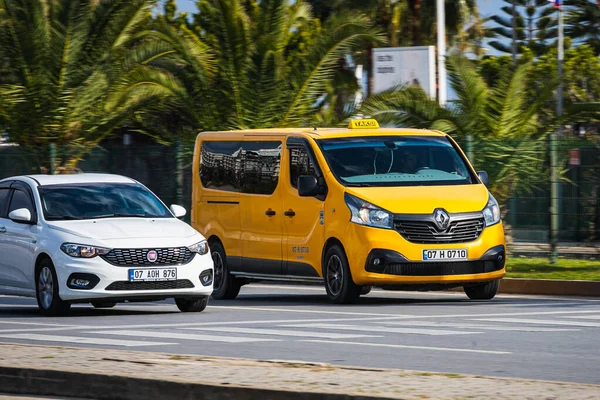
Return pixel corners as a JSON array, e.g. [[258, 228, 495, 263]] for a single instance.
[[210, 241, 241, 300], [324, 244, 360, 304], [464, 280, 499, 300]]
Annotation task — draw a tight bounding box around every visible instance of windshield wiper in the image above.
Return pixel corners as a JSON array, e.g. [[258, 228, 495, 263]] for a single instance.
[[344, 183, 371, 187], [87, 213, 149, 219], [46, 216, 82, 221]]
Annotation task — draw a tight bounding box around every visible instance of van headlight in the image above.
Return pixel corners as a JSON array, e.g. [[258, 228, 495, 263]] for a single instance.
[[187, 240, 209, 255], [482, 194, 501, 227], [60, 243, 111, 258], [345, 193, 393, 229]]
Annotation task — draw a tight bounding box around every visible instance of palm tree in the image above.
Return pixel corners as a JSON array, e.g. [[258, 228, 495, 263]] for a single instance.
[[153, 0, 385, 131], [0, 0, 180, 169], [359, 55, 559, 203], [566, 0, 600, 56]]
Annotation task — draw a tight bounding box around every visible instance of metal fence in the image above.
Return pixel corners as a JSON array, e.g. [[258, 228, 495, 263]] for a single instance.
[[1, 136, 599, 259]]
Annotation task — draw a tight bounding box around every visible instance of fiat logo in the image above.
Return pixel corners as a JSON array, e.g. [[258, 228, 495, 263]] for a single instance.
[[147, 250, 158, 263]]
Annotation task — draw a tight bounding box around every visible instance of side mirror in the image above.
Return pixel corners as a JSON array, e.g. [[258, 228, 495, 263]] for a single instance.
[[477, 171, 489, 186], [170, 204, 187, 218], [9, 208, 32, 224], [298, 176, 323, 197]]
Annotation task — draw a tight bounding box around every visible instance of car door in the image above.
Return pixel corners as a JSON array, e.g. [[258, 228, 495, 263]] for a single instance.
[[282, 138, 326, 278], [239, 139, 285, 275], [0, 182, 14, 289], [2, 182, 39, 291]]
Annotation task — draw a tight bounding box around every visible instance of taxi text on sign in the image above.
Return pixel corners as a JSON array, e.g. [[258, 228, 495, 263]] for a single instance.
[[348, 119, 380, 129]]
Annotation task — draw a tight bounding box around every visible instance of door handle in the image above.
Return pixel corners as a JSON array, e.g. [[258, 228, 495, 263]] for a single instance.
[[0, 227, 6, 233], [284, 210, 296, 217], [265, 209, 276, 217]]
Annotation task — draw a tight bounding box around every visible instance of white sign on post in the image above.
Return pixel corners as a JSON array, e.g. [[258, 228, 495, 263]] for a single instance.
[[372, 46, 436, 98]]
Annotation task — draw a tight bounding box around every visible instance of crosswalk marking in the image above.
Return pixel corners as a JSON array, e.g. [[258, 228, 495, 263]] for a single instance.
[[302, 340, 512, 355], [90, 330, 281, 343], [0, 333, 175, 347], [378, 321, 579, 332], [563, 315, 600, 320], [182, 326, 381, 339], [280, 323, 481, 336], [471, 318, 600, 327]]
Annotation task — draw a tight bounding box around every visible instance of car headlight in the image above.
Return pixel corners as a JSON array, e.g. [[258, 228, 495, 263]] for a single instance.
[[345, 193, 393, 229], [187, 240, 209, 255], [60, 243, 111, 258], [482, 193, 501, 227]]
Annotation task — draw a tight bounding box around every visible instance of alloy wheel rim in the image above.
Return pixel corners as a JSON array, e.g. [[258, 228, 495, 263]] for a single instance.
[[326, 255, 343, 296], [212, 252, 224, 291], [38, 267, 54, 310]]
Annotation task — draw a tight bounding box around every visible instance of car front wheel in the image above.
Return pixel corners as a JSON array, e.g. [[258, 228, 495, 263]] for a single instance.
[[36, 259, 70, 316], [323, 244, 360, 304], [175, 296, 209, 312], [464, 280, 500, 300]]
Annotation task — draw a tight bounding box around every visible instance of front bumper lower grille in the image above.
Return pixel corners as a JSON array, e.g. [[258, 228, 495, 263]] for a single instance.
[[373, 260, 501, 276], [105, 280, 195, 291]]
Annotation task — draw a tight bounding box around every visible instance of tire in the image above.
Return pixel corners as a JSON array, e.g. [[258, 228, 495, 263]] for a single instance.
[[464, 280, 500, 300], [36, 259, 70, 316], [91, 301, 117, 309], [360, 286, 372, 296], [323, 244, 360, 304], [210, 241, 241, 300], [176, 296, 209, 312]]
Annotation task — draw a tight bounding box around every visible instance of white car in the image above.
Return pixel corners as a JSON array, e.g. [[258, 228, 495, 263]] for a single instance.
[[0, 174, 214, 315]]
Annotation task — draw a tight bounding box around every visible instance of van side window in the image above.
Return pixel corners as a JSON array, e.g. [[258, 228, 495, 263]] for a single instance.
[[240, 141, 282, 195], [290, 147, 316, 188], [200, 141, 242, 192]]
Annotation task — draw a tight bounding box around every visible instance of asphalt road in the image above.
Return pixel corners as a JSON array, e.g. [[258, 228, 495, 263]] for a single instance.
[[0, 284, 599, 385]]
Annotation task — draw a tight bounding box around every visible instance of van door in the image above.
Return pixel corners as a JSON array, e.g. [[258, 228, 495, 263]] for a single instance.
[[282, 138, 325, 278], [239, 140, 284, 275]]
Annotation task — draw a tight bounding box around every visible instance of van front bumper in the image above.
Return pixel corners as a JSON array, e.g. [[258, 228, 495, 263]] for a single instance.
[[344, 222, 506, 286]]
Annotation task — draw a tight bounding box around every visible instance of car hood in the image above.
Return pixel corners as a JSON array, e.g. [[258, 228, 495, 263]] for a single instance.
[[47, 218, 199, 240], [346, 184, 489, 214]]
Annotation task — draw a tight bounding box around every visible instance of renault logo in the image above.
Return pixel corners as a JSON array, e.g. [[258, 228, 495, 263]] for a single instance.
[[433, 209, 450, 231]]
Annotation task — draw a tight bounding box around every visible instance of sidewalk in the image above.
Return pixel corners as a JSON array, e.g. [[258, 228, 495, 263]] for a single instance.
[[508, 242, 600, 259], [1, 344, 598, 400]]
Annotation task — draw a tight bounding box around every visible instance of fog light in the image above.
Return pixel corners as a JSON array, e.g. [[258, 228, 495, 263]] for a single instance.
[[67, 273, 100, 290], [72, 279, 90, 287], [373, 258, 381, 266], [199, 269, 213, 287]]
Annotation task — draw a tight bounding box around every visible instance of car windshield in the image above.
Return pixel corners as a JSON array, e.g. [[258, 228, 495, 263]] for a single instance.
[[318, 136, 475, 187], [39, 183, 172, 221]]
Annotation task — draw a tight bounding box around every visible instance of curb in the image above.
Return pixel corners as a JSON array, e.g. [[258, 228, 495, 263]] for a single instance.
[[498, 278, 600, 297], [0, 366, 394, 400]]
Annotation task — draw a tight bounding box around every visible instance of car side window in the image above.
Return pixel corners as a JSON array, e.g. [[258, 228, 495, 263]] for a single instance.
[[290, 147, 316, 188], [8, 190, 34, 216], [0, 188, 10, 218]]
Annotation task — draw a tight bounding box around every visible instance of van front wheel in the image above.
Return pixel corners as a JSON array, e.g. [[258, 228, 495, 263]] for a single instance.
[[464, 280, 500, 300], [210, 241, 241, 300], [324, 245, 360, 304]]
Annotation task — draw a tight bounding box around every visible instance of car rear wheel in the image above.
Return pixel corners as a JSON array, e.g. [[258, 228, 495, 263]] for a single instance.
[[175, 296, 209, 312], [210, 241, 241, 300], [464, 280, 500, 300], [36, 259, 70, 316], [91, 301, 117, 308], [324, 244, 360, 304]]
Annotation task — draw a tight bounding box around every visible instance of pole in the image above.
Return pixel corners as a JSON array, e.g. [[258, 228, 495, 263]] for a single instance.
[[550, 5, 563, 263], [49, 143, 56, 175], [511, 0, 517, 63], [436, 0, 446, 106], [176, 140, 184, 207]]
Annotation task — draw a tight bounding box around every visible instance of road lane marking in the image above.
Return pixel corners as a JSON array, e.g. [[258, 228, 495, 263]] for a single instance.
[[181, 326, 381, 339], [471, 318, 600, 327], [563, 315, 600, 320], [301, 340, 511, 355], [0, 321, 79, 327], [0, 333, 174, 347], [378, 321, 580, 332], [280, 323, 481, 336], [0, 327, 97, 334], [208, 305, 414, 317], [90, 330, 281, 343]]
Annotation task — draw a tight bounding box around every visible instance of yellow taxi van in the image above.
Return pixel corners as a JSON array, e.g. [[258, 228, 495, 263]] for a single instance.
[[191, 120, 506, 304]]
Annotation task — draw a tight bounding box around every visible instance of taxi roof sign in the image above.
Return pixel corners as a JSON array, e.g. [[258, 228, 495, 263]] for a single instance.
[[348, 119, 379, 129]]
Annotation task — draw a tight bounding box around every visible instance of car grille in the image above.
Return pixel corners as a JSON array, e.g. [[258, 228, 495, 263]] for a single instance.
[[101, 247, 194, 267], [105, 280, 195, 291], [375, 261, 501, 276], [394, 217, 484, 244]]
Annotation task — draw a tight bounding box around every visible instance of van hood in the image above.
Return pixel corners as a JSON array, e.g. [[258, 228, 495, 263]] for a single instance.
[[345, 184, 489, 214], [47, 218, 199, 240]]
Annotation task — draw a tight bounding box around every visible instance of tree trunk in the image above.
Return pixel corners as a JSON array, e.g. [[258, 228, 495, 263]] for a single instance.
[[408, 0, 422, 46]]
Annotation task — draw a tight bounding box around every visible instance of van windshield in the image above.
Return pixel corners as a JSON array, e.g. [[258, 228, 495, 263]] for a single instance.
[[318, 136, 475, 187]]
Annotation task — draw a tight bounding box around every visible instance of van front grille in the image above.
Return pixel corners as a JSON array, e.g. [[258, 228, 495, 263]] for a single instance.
[[394, 217, 484, 244]]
